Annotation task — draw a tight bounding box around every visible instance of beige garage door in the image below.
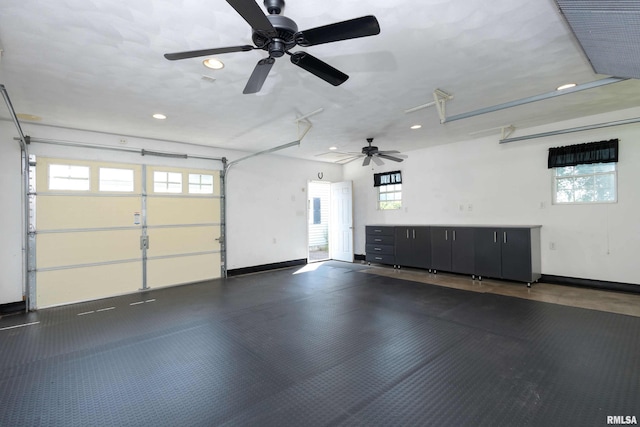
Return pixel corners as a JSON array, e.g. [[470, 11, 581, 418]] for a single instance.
[[35, 158, 221, 308]]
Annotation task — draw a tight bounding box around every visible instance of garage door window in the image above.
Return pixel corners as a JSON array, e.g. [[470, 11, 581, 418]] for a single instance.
[[188, 174, 214, 194], [99, 168, 134, 192], [49, 164, 90, 191], [154, 171, 182, 193]]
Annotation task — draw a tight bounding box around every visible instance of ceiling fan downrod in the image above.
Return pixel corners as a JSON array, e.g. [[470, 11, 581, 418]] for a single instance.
[[264, 0, 284, 14]]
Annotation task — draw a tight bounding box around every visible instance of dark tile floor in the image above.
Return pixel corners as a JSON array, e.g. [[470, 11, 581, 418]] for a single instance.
[[1, 261, 638, 426]]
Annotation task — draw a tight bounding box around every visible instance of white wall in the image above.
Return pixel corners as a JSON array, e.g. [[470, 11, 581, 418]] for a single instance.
[[0, 122, 342, 304], [225, 156, 342, 270], [0, 121, 25, 304], [344, 109, 640, 286]]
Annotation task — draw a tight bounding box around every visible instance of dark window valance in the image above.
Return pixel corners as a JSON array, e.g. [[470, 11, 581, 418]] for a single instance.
[[548, 139, 618, 168], [374, 170, 402, 187]]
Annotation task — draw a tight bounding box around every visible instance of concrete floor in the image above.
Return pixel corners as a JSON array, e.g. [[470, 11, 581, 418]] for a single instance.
[[362, 263, 640, 318]]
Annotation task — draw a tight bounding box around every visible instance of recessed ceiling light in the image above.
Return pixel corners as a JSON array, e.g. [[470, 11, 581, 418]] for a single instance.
[[410, 124, 422, 130], [152, 113, 167, 120], [556, 83, 577, 91], [329, 146, 338, 150], [203, 58, 224, 70]]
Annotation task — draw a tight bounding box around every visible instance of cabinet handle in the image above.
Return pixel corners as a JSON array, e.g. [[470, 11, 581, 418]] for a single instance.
[[494, 231, 497, 243], [453, 230, 456, 241], [375, 256, 383, 260], [374, 229, 382, 233], [445, 230, 448, 240], [413, 229, 416, 239], [504, 231, 507, 244], [374, 248, 382, 251], [374, 238, 382, 242], [407, 229, 409, 239]]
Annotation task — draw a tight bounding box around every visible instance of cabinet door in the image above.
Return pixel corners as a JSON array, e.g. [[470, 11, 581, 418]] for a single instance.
[[451, 227, 474, 274], [395, 227, 413, 267], [430, 227, 451, 271], [501, 228, 532, 282], [474, 227, 501, 278], [412, 226, 431, 269]]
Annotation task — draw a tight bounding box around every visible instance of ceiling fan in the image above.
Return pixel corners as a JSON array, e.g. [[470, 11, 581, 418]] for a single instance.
[[360, 138, 405, 166], [164, 0, 381, 94], [330, 138, 406, 166]]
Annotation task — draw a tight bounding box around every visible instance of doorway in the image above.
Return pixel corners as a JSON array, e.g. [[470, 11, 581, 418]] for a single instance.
[[307, 180, 353, 263], [307, 181, 331, 262]]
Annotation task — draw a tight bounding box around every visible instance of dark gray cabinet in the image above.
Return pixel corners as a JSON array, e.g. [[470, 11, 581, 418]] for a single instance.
[[474, 226, 541, 286], [474, 227, 502, 279], [431, 227, 474, 275], [501, 227, 541, 284], [451, 227, 474, 275], [395, 226, 431, 269], [430, 227, 452, 272], [366, 224, 541, 286], [365, 226, 396, 266]]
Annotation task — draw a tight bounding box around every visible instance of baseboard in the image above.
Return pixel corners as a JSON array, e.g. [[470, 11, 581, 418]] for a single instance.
[[227, 259, 307, 277], [354, 253, 366, 261], [541, 274, 640, 295], [0, 301, 26, 315]]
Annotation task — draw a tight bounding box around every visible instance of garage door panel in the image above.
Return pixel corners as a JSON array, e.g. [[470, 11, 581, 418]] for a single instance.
[[38, 196, 141, 230], [147, 226, 220, 257], [147, 254, 220, 288], [37, 262, 142, 308], [37, 229, 141, 268], [147, 197, 220, 226]]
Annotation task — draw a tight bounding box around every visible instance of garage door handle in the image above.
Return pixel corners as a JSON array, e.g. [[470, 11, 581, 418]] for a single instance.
[[140, 236, 150, 250]]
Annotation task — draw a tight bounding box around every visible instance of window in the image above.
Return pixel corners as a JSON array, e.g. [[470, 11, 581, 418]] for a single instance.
[[154, 171, 182, 193], [553, 162, 617, 204], [49, 164, 90, 191], [188, 173, 213, 194], [312, 198, 321, 224], [99, 168, 134, 192], [374, 170, 402, 210], [379, 184, 402, 210]]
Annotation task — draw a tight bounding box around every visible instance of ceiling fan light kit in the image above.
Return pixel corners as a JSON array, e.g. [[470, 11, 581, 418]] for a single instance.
[[165, 0, 381, 94]]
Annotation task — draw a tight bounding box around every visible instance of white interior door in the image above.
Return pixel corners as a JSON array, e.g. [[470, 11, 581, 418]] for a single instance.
[[330, 181, 353, 262]]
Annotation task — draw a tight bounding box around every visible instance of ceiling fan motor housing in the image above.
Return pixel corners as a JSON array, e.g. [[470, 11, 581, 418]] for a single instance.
[[252, 14, 298, 57]]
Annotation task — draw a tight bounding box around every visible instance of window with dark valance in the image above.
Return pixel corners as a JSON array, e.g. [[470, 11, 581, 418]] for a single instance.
[[373, 170, 402, 187], [547, 139, 618, 169]]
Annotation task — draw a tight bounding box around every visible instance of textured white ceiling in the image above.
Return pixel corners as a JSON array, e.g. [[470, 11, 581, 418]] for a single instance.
[[1, 0, 640, 162]]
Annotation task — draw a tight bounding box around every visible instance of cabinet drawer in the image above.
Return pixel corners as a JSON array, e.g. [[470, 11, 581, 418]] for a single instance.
[[366, 234, 395, 245], [366, 226, 394, 236], [366, 253, 395, 265], [366, 244, 395, 255]]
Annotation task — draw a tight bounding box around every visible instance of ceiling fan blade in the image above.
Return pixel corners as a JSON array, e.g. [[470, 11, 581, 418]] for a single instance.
[[362, 156, 372, 166], [243, 57, 275, 94], [377, 150, 400, 154], [290, 52, 348, 86], [295, 15, 380, 47], [226, 0, 277, 37], [164, 45, 255, 61], [372, 156, 384, 166], [377, 153, 404, 163]]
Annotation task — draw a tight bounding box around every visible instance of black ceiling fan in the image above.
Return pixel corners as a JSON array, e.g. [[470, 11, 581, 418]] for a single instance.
[[360, 138, 405, 166], [164, 0, 380, 94]]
